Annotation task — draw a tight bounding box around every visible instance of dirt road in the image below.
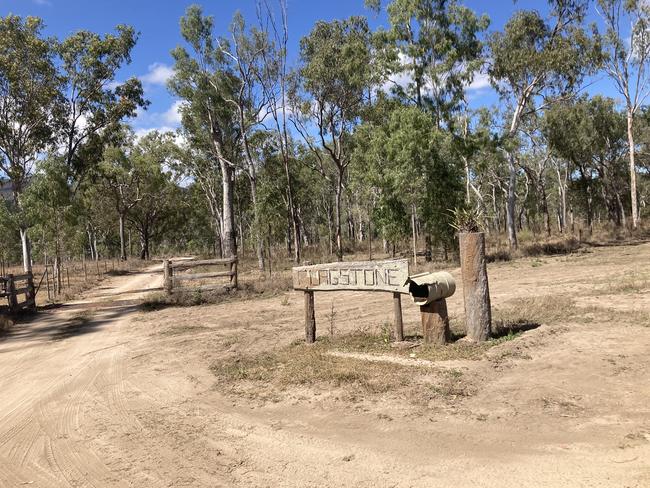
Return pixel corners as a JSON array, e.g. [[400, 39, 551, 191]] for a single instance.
[[0, 246, 649, 487]]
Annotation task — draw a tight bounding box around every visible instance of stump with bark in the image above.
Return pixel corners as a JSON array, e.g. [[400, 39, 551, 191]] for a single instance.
[[420, 299, 450, 345], [459, 232, 492, 341]]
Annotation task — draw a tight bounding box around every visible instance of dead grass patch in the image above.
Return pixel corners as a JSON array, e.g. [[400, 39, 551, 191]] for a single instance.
[[493, 295, 576, 329], [212, 342, 421, 398], [211, 328, 513, 405], [486, 249, 512, 263], [157, 324, 211, 336], [520, 238, 581, 257], [140, 276, 293, 311]]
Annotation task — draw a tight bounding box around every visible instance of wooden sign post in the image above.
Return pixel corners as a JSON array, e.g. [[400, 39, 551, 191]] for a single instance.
[[292, 259, 410, 343]]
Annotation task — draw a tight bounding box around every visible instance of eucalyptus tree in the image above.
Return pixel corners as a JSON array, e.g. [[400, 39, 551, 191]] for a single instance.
[[56, 24, 146, 190], [488, 0, 600, 249], [353, 104, 461, 262], [596, 0, 650, 228], [0, 15, 60, 272], [126, 131, 180, 260], [544, 95, 629, 230], [214, 12, 273, 270], [22, 158, 80, 286], [170, 5, 241, 259], [292, 16, 374, 261], [368, 0, 489, 127], [97, 129, 143, 261], [257, 0, 302, 263]]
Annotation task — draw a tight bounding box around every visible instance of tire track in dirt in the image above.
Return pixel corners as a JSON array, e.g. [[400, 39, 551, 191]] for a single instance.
[[33, 356, 128, 487]]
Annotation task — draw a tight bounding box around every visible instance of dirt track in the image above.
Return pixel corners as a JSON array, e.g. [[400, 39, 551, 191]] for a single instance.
[[0, 246, 649, 487]]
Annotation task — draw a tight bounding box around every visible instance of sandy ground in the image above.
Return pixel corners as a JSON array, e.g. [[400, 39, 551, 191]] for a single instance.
[[0, 244, 649, 487]]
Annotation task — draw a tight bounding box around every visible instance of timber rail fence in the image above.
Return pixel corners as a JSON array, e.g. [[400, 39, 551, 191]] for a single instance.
[[0, 272, 36, 313], [163, 257, 238, 294]]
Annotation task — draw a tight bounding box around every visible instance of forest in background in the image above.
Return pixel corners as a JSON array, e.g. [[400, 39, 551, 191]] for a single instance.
[[2, 0, 650, 275]]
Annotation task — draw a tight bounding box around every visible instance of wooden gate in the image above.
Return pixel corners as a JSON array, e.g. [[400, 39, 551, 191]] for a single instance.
[[0, 273, 36, 313], [163, 257, 238, 294]]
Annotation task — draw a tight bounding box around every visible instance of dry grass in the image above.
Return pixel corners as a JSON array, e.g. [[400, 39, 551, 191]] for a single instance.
[[210, 294, 580, 404], [210, 324, 526, 405], [157, 324, 211, 336], [520, 238, 581, 257], [493, 295, 576, 329], [211, 338, 478, 406], [141, 275, 293, 311]]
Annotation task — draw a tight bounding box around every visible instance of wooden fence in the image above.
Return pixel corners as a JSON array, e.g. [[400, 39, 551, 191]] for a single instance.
[[163, 257, 238, 294], [0, 272, 36, 313]]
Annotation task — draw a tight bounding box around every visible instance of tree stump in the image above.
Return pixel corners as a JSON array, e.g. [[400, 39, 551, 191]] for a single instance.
[[459, 232, 492, 341], [421, 299, 449, 345]]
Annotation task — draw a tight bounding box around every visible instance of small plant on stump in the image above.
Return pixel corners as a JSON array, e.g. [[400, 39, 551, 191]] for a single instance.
[[449, 206, 484, 234]]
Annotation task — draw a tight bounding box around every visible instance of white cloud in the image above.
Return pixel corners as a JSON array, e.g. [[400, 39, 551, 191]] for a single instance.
[[133, 100, 183, 129], [467, 72, 491, 91], [379, 53, 494, 99], [106, 80, 121, 91], [163, 100, 184, 125], [33, 0, 52, 6], [140, 62, 175, 86], [134, 126, 177, 139]]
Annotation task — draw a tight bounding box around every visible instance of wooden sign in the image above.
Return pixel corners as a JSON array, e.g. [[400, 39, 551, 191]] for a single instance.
[[292, 259, 409, 293]]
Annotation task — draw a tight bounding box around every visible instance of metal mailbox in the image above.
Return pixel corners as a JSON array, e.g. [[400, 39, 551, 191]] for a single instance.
[[404, 271, 456, 306]]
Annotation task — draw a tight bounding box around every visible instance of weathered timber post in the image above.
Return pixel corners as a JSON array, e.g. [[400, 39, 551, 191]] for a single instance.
[[459, 232, 492, 341], [393, 292, 404, 341], [7, 274, 18, 313], [304, 291, 316, 343], [25, 272, 36, 312], [163, 260, 173, 294], [231, 258, 238, 289], [420, 299, 449, 345]]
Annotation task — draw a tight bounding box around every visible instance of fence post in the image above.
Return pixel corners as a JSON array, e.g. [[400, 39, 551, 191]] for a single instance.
[[231, 258, 238, 290], [393, 292, 404, 341], [304, 290, 316, 343], [7, 274, 18, 313], [163, 260, 173, 294]]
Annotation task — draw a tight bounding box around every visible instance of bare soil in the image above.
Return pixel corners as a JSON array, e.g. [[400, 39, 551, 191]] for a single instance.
[[0, 243, 649, 487]]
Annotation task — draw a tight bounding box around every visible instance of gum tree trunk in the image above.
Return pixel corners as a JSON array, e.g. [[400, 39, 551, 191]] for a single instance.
[[627, 109, 639, 229], [19, 227, 32, 273]]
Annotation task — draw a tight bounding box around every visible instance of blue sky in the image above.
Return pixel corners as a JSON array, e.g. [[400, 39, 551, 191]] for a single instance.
[[2, 0, 620, 135]]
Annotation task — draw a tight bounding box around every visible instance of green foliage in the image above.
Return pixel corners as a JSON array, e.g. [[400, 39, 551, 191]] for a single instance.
[[488, 0, 601, 130], [0, 15, 60, 199], [376, 0, 489, 124], [352, 104, 462, 246], [56, 24, 146, 185]]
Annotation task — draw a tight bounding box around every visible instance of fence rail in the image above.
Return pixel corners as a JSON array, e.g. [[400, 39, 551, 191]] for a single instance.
[[163, 257, 238, 294]]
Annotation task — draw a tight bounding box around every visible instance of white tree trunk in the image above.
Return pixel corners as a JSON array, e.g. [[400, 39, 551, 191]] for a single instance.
[[20, 228, 32, 273], [627, 109, 639, 229]]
